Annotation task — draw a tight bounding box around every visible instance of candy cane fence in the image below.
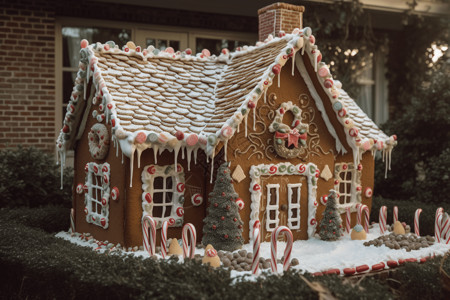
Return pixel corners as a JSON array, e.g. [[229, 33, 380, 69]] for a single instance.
[[142, 214, 157, 256], [393, 206, 398, 224], [160, 220, 169, 258], [270, 226, 294, 273], [379, 206, 387, 235], [182, 223, 196, 259], [345, 207, 351, 234], [414, 208, 422, 236], [252, 221, 261, 275], [357, 204, 370, 233], [70, 208, 75, 235], [435, 208, 443, 243]]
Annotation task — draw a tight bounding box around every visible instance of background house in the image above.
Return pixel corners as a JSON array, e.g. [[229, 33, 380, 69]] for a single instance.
[[0, 0, 448, 160]]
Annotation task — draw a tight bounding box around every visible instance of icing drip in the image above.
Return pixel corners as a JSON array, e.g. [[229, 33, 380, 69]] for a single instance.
[[244, 114, 248, 137], [264, 90, 267, 103], [152, 144, 158, 164], [253, 108, 256, 130], [385, 147, 393, 178], [137, 147, 143, 168], [181, 146, 185, 160], [186, 146, 193, 170], [129, 145, 136, 187], [194, 147, 199, 164], [224, 139, 228, 161], [278, 73, 280, 88], [314, 53, 318, 72], [292, 52, 295, 76], [83, 80, 87, 100], [173, 144, 180, 173], [210, 151, 215, 183]]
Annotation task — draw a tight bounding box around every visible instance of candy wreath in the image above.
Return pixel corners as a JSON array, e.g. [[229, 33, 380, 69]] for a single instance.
[[88, 123, 110, 160]]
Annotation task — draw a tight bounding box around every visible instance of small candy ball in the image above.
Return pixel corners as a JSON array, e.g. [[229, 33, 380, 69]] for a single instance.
[[80, 39, 89, 48]]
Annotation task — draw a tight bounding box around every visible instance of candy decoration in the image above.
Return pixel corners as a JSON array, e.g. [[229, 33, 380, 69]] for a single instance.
[[80, 39, 88, 48], [76, 183, 84, 194], [201, 49, 210, 58], [70, 208, 75, 235], [272, 64, 281, 75], [270, 226, 294, 273], [161, 220, 169, 259], [414, 208, 422, 236], [252, 221, 261, 275], [182, 223, 196, 259], [345, 207, 351, 234], [142, 214, 156, 256], [357, 204, 370, 233], [379, 206, 387, 235], [435, 208, 443, 243], [111, 187, 119, 201], [176, 207, 184, 217], [364, 187, 373, 198], [393, 206, 398, 224], [235, 198, 244, 210], [320, 195, 328, 205], [177, 183, 185, 193], [191, 193, 203, 206]]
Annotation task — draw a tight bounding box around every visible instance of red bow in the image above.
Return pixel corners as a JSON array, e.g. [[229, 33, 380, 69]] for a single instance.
[[275, 128, 307, 148]]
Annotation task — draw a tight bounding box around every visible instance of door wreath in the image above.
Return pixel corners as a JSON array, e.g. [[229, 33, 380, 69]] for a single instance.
[[269, 101, 308, 159]]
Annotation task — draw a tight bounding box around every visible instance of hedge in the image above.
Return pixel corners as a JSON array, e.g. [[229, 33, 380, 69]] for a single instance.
[[0, 206, 395, 299], [371, 196, 450, 236]]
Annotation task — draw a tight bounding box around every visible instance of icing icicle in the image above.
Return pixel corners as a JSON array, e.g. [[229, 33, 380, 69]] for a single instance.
[[129, 145, 136, 187], [210, 152, 215, 183], [244, 114, 248, 137], [292, 52, 295, 76], [253, 108, 256, 130]]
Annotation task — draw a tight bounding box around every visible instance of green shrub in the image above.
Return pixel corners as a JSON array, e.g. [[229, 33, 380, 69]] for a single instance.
[[371, 196, 449, 236], [0, 208, 393, 299], [0, 146, 73, 208], [0, 206, 70, 233]]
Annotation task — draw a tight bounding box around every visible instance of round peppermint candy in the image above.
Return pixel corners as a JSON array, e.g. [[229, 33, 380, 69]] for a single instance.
[[111, 187, 119, 201], [191, 193, 203, 206], [235, 198, 244, 210], [76, 183, 84, 194]]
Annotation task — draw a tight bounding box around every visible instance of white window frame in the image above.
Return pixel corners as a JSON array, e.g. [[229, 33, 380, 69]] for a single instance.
[[334, 163, 362, 211], [141, 164, 185, 227], [265, 184, 280, 232], [287, 183, 302, 230], [84, 162, 110, 229]]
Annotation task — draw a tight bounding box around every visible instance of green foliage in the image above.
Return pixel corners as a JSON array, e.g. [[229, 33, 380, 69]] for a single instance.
[[375, 59, 450, 203], [0, 206, 70, 233], [0, 146, 73, 208], [202, 162, 244, 252], [370, 196, 449, 236]]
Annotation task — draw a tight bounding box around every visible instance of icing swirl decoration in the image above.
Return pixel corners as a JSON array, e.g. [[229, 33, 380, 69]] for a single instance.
[[269, 101, 309, 159], [88, 123, 110, 160]]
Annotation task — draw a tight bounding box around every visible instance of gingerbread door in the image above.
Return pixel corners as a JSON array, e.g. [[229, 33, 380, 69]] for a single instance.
[[258, 175, 308, 242]]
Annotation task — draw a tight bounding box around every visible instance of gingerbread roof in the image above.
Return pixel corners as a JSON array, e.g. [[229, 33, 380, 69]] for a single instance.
[[56, 28, 396, 168]]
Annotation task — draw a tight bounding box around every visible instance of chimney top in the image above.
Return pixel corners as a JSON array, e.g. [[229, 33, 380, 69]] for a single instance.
[[258, 2, 305, 42]]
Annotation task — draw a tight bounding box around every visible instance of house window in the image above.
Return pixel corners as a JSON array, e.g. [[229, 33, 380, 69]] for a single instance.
[[84, 162, 110, 229], [265, 184, 280, 232], [287, 183, 301, 229], [141, 164, 185, 227], [334, 163, 362, 206]]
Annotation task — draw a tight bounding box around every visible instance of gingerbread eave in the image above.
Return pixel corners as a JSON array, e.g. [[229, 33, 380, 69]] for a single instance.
[[56, 28, 397, 171]]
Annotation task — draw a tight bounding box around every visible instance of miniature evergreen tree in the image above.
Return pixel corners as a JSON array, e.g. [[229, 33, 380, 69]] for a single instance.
[[319, 190, 343, 241], [202, 162, 244, 251]]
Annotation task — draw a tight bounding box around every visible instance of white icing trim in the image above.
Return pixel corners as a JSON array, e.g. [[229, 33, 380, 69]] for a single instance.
[[287, 183, 302, 230], [84, 162, 110, 229], [295, 54, 346, 154], [334, 162, 362, 214], [141, 164, 185, 228], [249, 162, 318, 240], [265, 184, 280, 232]]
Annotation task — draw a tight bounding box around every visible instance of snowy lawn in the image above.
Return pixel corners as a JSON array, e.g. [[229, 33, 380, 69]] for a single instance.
[[56, 224, 450, 277]]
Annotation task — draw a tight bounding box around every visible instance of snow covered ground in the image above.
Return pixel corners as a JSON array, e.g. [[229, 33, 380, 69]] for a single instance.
[[56, 224, 450, 277]]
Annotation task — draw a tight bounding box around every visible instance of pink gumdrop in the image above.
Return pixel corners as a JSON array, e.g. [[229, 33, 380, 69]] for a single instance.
[[186, 134, 198, 146], [165, 47, 174, 54], [309, 35, 316, 44], [201, 49, 211, 57], [80, 39, 89, 49], [318, 67, 329, 78], [103, 44, 110, 51], [135, 132, 147, 144]]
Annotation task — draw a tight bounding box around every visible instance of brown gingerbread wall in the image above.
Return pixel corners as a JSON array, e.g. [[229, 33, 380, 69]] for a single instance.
[[226, 52, 375, 242]]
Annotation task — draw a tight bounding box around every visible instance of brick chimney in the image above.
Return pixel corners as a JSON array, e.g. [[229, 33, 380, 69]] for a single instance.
[[258, 2, 305, 42]]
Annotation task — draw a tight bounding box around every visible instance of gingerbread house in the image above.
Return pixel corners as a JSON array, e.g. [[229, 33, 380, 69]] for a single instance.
[[57, 3, 397, 247]]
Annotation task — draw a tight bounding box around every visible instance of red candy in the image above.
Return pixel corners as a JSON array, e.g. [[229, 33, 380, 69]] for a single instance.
[[185, 48, 192, 55], [80, 39, 88, 48], [175, 130, 184, 140], [248, 101, 256, 109], [272, 64, 281, 75]]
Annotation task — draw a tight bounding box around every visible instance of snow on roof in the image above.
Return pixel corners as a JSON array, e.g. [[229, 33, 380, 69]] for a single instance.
[[56, 28, 396, 177]]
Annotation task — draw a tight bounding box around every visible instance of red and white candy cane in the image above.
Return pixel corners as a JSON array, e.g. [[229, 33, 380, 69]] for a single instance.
[[379, 206, 387, 235], [357, 204, 370, 233], [252, 222, 261, 275], [435, 208, 443, 243], [70, 208, 75, 235], [142, 214, 157, 256], [393, 206, 398, 224], [270, 226, 294, 273], [440, 213, 450, 243], [182, 223, 196, 259], [345, 207, 351, 234], [414, 208, 422, 236], [160, 220, 169, 258]]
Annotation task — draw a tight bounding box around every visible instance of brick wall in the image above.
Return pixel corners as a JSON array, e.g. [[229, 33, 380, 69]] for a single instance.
[[258, 2, 304, 42], [0, 0, 56, 152]]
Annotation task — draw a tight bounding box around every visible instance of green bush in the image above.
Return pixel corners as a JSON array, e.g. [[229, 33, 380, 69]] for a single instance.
[[0, 146, 73, 208], [0, 207, 393, 299], [371, 196, 449, 236], [0, 206, 70, 233]]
